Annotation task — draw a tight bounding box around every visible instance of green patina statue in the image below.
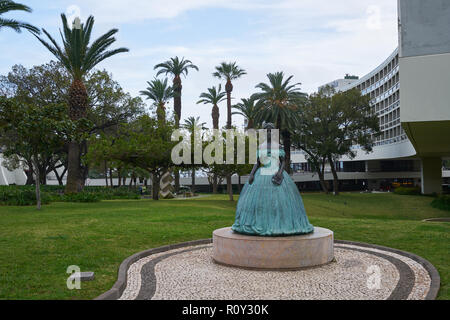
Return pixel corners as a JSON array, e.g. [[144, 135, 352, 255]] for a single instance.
[[231, 123, 314, 236]]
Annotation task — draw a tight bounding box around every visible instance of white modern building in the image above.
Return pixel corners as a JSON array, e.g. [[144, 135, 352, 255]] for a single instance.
[[290, 0, 450, 194], [0, 153, 26, 185]]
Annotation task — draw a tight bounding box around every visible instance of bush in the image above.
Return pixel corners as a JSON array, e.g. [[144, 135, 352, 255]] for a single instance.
[[430, 195, 450, 211], [0, 186, 51, 206], [62, 193, 100, 203], [82, 186, 141, 200], [0, 185, 141, 205], [393, 186, 421, 195]]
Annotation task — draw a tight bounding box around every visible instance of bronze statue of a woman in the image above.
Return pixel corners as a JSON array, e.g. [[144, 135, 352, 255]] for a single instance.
[[231, 123, 314, 236]]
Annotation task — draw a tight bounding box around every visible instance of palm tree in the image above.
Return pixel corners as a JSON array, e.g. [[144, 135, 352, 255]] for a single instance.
[[232, 96, 261, 129], [0, 0, 39, 34], [196, 85, 226, 130], [213, 62, 246, 129], [182, 116, 207, 193], [34, 14, 129, 193], [154, 56, 198, 193], [253, 72, 307, 173], [213, 62, 246, 201], [154, 57, 198, 126], [197, 85, 226, 194], [140, 78, 175, 123]]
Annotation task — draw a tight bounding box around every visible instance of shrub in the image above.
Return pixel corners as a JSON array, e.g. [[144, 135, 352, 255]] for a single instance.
[[393, 186, 421, 195], [430, 195, 450, 211], [62, 193, 100, 203], [0, 185, 141, 205], [0, 186, 51, 206]]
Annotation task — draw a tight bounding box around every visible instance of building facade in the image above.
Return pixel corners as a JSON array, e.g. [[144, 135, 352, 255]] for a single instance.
[[290, 0, 450, 194]]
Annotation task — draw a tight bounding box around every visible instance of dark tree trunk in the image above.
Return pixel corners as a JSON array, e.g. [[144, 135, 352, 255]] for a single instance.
[[191, 167, 195, 194], [237, 175, 241, 194], [212, 104, 219, 130], [227, 174, 233, 201], [104, 161, 108, 187], [328, 155, 340, 195], [152, 172, 160, 200], [32, 155, 41, 210], [282, 130, 292, 174], [319, 157, 329, 193], [173, 76, 182, 127], [212, 174, 218, 194], [66, 79, 88, 194], [157, 104, 166, 123], [25, 167, 34, 185], [226, 80, 234, 201], [173, 76, 182, 193], [109, 168, 113, 187], [66, 141, 81, 193], [80, 140, 89, 188]]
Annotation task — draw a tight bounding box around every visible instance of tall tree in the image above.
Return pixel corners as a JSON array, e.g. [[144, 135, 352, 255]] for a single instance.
[[197, 85, 226, 193], [293, 86, 380, 195], [253, 71, 307, 173], [182, 116, 207, 193], [213, 62, 246, 201], [232, 96, 261, 129], [0, 0, 39, 34], [0, 62, 144, 186], [0, 97, 73, 209], [154, 57, 198, 126], [154, 57, 198, 193], [88, 115, 176, 200], [140, 78, 174, 123], [197, 85, 226, 130], [34, 14, 129, 194]]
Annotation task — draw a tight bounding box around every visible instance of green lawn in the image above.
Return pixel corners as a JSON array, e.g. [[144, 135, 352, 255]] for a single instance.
[[0, 193, 448, 300]]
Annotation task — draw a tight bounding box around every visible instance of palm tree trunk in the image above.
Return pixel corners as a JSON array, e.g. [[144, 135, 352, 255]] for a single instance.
[[225, 80, 234, 201], [173, 77, 182, 127], [65, 79, 88, 194], [237, 175, 241, 193], [173, 77, 182, 193], [213, 175, 218, 194], [157, 104, 166, 123], [282, 130, 292, 174], [225, 79, 233, 129], [66, 141, 81, 193], [191, 167, 195, 194], [212, 104, 219, 130]]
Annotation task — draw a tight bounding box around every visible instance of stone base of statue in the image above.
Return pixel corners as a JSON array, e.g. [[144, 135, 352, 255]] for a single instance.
[[212, 227, 334, 269]]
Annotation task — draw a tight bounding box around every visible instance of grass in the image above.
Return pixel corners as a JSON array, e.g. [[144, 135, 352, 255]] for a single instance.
[[0, 193, 448, 300]]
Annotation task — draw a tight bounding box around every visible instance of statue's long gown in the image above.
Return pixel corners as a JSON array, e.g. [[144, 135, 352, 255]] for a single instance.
[[231, 149, 314, 236]]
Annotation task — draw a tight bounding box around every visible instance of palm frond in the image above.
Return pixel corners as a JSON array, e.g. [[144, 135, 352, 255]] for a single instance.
[[34, 14, 128, 80]]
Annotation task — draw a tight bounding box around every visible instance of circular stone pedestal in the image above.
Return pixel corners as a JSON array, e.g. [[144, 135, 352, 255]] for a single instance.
[[212, 227, 334, 269]]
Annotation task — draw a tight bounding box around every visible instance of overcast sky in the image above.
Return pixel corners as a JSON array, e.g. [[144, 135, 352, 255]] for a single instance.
[[0, 0, 398, 128]]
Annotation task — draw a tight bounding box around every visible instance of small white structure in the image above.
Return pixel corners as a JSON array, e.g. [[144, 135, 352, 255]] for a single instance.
[[0, 153, 27, 185]]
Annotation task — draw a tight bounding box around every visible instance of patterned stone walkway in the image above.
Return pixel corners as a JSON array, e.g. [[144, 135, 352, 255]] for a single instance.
[[99, 240, 440, 300]]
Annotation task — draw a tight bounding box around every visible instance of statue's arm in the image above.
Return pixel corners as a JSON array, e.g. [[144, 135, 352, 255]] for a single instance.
[[248, 159, 260, 185], [272, 156, 285, 185]]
